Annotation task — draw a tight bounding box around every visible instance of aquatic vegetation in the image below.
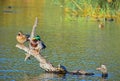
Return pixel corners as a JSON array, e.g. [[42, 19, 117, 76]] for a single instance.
[[52, 0, 120, 21]]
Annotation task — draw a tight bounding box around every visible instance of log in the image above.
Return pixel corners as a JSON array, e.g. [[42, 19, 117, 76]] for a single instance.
[[16, 17, 66, 73], [16, 43, 68, 73], [16, 44, 56, 72], [16, 17, 94, 75]]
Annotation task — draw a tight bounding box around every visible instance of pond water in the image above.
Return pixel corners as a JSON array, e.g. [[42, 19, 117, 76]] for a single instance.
[[0, 0, 120, 81]]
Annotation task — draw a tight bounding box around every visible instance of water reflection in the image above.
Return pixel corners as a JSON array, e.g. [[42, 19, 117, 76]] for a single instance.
[[0, 0, 45, 28], [23, 72, 65, 81], [23, 72, 109, 81]]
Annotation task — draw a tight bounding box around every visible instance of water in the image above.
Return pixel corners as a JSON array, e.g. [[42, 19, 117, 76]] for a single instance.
[[0, 0, 120, 81]]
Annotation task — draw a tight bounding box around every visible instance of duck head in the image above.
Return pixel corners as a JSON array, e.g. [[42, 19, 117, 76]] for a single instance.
[[16, 31, 27, 44], [17, 31, 24, 36]]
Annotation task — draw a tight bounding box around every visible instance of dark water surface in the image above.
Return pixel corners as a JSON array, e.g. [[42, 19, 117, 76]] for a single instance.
[[0, 0, 120, 81]]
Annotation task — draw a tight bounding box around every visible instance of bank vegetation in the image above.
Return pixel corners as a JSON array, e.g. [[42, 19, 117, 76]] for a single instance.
[[53, 0, 120, 22]]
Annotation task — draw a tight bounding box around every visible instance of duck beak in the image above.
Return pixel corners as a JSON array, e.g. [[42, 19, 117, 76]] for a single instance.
[[18, 33, 20, 36], [96, 67, 101, 70]]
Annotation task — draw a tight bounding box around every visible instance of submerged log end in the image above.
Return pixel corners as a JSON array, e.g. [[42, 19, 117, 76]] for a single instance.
[[69, 70, 94, 75]]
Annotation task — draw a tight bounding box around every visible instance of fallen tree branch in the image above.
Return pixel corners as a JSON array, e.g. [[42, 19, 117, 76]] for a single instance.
[[16, 17, 64, 73], [16, 17, 94, 75], [16, 43, 66, 73]]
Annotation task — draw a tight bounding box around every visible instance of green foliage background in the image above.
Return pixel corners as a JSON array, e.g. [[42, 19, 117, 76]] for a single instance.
[[52, 0, 120, 21]]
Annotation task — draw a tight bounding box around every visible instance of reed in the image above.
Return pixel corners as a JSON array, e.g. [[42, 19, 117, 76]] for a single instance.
[[53, 0, 120, 21]]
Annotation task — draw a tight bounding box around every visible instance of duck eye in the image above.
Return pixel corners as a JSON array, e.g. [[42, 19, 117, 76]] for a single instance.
[[18, 34, 20, 36]]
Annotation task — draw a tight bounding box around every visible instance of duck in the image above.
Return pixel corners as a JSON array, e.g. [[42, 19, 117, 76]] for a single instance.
[[30, 38, 38, 48], [96, 64, 108, 78], [16, 31, 28, 44], [30, 35, 41, 48], [105, 17, 114, 21], [99, 22, 104, 28], [30, 35, 46, 51]]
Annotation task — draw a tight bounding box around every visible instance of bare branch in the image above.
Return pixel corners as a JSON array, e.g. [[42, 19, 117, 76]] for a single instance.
[[30, 17, 38, 39]]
